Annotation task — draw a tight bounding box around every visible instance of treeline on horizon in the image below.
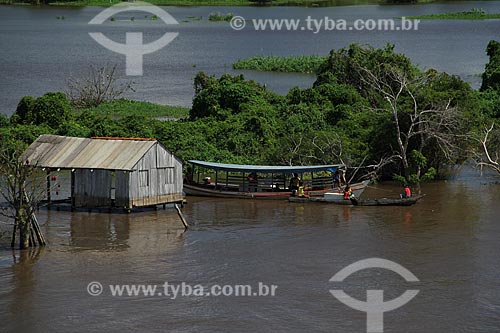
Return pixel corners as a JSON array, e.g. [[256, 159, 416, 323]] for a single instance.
[[0, 0, 431, 6], [2, 41, 500, 183]]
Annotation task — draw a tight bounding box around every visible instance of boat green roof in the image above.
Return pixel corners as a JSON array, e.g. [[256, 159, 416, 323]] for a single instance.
[[188, 160, 343, 174]]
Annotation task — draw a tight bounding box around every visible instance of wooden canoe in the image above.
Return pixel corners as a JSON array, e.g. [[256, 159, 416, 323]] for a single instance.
[[350, 195, 424, 206], [289, 194, 424, 206]]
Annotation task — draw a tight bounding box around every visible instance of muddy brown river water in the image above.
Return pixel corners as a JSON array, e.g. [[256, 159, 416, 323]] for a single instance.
[[1, 167, 500, 332]]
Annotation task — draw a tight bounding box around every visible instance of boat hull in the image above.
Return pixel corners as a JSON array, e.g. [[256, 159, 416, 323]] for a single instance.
[[289, 194, 424, 206], [351, 195, 424, 206], [183, 180, 369, 200]]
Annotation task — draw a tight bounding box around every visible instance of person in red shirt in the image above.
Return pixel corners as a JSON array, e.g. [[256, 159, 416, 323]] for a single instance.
[[343, 184, 352, 200], [401, 184, 412, 198]]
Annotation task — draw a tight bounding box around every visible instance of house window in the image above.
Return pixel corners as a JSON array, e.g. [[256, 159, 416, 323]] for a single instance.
[[139, 170, 149, 187]]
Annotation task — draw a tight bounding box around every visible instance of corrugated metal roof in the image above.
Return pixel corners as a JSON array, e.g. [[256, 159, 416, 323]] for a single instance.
[[23, 135, 157, 171], [188, 160, 343, 173]]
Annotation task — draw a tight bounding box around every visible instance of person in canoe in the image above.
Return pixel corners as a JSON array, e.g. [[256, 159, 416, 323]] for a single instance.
[[400, 184, 412, 198], [297, 180, 308, 198], [343, 183, 352, 200], [344, 183, 359, 204]]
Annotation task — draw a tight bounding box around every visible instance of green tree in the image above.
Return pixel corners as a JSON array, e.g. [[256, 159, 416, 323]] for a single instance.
[[11, 96, 36, 125], [0, 114, 9, 128], [28, 92, 71, 128], [57, 120, 92, 138], [190, 72, 279, 120], [481, 40, 500, 92], [0, 124, 54, 146], [315, 43, 418, 105]]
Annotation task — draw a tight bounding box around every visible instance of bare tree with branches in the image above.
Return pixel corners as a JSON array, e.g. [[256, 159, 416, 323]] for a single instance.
[[276, 132, 346, 167], [302, 133, 346, 165], [278, 135, 304, 166], [0, 144, 47, 249], [66, 65, 134, 109], [356, 64, 463, 177], [473, 123, 500, 174]]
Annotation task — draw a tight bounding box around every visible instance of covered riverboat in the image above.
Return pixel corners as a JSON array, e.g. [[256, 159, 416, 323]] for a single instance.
[[183, 160, 369, 200]]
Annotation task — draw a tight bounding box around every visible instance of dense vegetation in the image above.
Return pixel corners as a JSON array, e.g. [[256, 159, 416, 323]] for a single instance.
[[2, 42, 500, 182], [77, 99, 189, 119], [1, 97, 187, 146], [408, 8, 500, 20], [233, 56, 327, 74]]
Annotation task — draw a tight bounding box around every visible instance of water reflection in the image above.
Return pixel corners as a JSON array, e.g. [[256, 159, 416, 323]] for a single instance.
[[70, 213, 131, 251], [7, 248, 44, 332], [404, 210, 412, 225], [342, 206, 352, 221], [32, 207, 188, 254]]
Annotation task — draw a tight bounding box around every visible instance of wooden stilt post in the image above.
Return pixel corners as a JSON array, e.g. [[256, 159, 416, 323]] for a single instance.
[[30, 212, 46, 246], [24, 193, 46, 247], [29, 224, 35, 247], [175, 204, 189, 230]]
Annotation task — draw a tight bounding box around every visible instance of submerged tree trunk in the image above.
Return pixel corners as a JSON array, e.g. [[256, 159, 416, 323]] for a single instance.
[[2, 142, 47, 250], [11, 222, 17, 248], [17, 208, 30, 250]]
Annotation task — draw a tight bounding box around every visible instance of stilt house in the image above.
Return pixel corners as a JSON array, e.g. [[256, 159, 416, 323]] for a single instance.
[[22, 135, 183, 210]]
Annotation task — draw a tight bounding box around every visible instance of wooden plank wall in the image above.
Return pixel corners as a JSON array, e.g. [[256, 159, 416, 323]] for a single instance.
[[74, 169, 112, 207], [128, 144, 183, 207], [115, 170, 130, 208]]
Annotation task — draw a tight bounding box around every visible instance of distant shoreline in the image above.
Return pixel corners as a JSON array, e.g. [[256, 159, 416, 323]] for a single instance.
[[407, 8, 500, 20], [233, 56, 327, 74], [0, 0, 436, 8], [1, 0, 495, 9]]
